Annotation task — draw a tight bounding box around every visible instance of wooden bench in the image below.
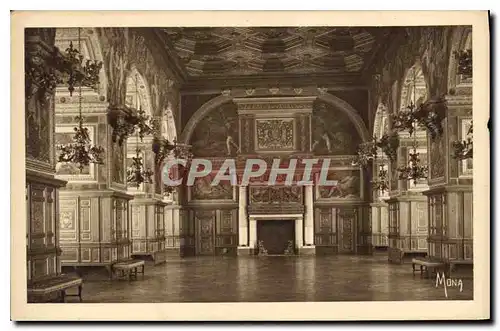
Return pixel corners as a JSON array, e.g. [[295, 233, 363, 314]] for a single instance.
[[111, 259, 145, 280], [448, 259, 473, 276], [28, 274, 83, 303], [412, 258, 445, 279]]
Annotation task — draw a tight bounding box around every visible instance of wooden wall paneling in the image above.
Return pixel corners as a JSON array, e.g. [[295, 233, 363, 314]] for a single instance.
[[314, 207, 338, 252], [195, 210, 216, 255]]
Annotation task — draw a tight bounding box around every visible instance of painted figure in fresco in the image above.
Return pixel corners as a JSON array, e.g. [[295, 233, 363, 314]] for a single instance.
[[225, 122, 241, 156], [311, 102, 360, 155], [192, 175, 233, 200], [191, 104, 239, 157], [312, 128, 332, 153], [322, 174, 360, 198]]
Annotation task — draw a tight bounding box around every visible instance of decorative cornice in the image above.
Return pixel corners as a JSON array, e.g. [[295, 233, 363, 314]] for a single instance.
[[180, 72, 364, 93], [445, 94, 473, 107], [233, 96, 316, 115]]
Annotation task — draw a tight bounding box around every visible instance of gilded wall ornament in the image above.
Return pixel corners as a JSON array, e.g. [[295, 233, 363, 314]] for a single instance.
[[256, 119, 294, 150]]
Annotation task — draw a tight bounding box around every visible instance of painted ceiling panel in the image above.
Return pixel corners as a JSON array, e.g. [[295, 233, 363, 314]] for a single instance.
[[159, 27, 391, 77]]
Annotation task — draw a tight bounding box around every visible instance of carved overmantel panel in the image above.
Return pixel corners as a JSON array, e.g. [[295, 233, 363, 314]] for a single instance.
[[248, 186, 304, 214], [233, 96, 316, 155]]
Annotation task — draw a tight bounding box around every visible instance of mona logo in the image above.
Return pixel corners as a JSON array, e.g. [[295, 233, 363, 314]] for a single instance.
[[435, 272, 463, 298]]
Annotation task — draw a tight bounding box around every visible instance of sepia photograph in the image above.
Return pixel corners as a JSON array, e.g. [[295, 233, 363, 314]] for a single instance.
[[10, 10, 490, 321]]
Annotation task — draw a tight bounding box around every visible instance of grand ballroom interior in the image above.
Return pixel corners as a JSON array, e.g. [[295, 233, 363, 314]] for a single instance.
[[24, 26, 473, 303]]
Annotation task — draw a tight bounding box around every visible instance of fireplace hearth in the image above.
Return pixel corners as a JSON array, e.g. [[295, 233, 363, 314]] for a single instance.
[[257, 219, 295, 255]]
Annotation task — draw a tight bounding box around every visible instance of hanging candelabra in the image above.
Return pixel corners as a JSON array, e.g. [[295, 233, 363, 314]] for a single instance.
[[26, 28, 102, 104], [391, 68, 445, 140], [351, 138, 378, 167], [397, 68, 428, 186], [161, 140, 193, 195], [452, 121, 473, 160], [127, 131, 154, 188], [58, 36, 103, 97], [371, 164, 390, 194], [126, 74, 154, 188], [108, 74, 154, 146], [57, 28, 105, 172]]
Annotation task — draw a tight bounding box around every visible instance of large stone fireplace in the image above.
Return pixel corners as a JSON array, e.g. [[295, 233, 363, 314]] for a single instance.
[[181, 93, 371, 256], [251, 214, 303, 255], [257, 219, 296, 255]]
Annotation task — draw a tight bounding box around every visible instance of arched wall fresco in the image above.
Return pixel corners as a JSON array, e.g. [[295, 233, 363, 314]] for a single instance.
[[189, 101, 239, 157], [311, 99, 362, 155], [179, 93, 370, 146]]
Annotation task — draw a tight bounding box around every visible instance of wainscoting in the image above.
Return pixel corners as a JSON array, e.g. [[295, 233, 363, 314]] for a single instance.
[[314, 205, 370, 254], [185, 208, 239, 256]]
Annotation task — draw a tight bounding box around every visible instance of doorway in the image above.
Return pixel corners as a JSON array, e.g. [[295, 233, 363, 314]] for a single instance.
[[257, 220, 295, 255]]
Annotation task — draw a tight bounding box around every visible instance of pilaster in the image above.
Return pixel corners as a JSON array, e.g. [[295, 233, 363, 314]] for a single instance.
[[25, 29, 68, 291], [54, 50, 134, 270], [423, 94, 473, 264]]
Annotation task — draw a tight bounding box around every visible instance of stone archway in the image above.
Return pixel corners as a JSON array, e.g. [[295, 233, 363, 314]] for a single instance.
[[387, 62, 431, 263]]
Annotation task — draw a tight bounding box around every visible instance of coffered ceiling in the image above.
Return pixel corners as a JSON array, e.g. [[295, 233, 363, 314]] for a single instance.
[[159, 27, 394, 79]]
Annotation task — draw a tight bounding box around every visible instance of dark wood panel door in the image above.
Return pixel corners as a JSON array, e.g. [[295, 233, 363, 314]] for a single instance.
[[257, 220, 295, 255], [338, 208, 356, 253], [195, 211, 215, 255]]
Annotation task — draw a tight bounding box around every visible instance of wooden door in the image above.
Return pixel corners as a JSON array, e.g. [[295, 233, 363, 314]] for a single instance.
[[338, 208, 356, 253], [195, 210, 215, 255]]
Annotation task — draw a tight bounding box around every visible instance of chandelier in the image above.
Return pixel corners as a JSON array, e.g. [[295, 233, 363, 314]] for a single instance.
[[376, 131, 399, 162], [57, 28, 105, 172], [371, 164, 389, 194], [126, 74, 154, 188], [351, 139, 378, 167], [127, 133, 154, 188], [396, 69, 428, 186], [152, 137, 176, 165], [452, 121, 473, 160], [25, 28, 102, 104], [58, 39, 103, 97], [391, 70, 445, 140], [161, 141, 193, 195]]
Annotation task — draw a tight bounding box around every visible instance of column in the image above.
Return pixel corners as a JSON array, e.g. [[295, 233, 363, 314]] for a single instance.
[[25, 29, 68, 296], [238, 185, 248, 246], [295, 217, 304, 249], [423, 94, 473, 266], [249, 218, 257, 249], [304, 184, 315, 246]]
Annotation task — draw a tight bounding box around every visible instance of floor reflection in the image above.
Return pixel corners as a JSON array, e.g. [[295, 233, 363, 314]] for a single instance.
[[65, 254, 473, 303]]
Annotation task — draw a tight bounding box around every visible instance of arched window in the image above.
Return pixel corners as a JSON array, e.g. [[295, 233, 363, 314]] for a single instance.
[[162, 102, 177, 142], [397, 63, 430, 191]]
